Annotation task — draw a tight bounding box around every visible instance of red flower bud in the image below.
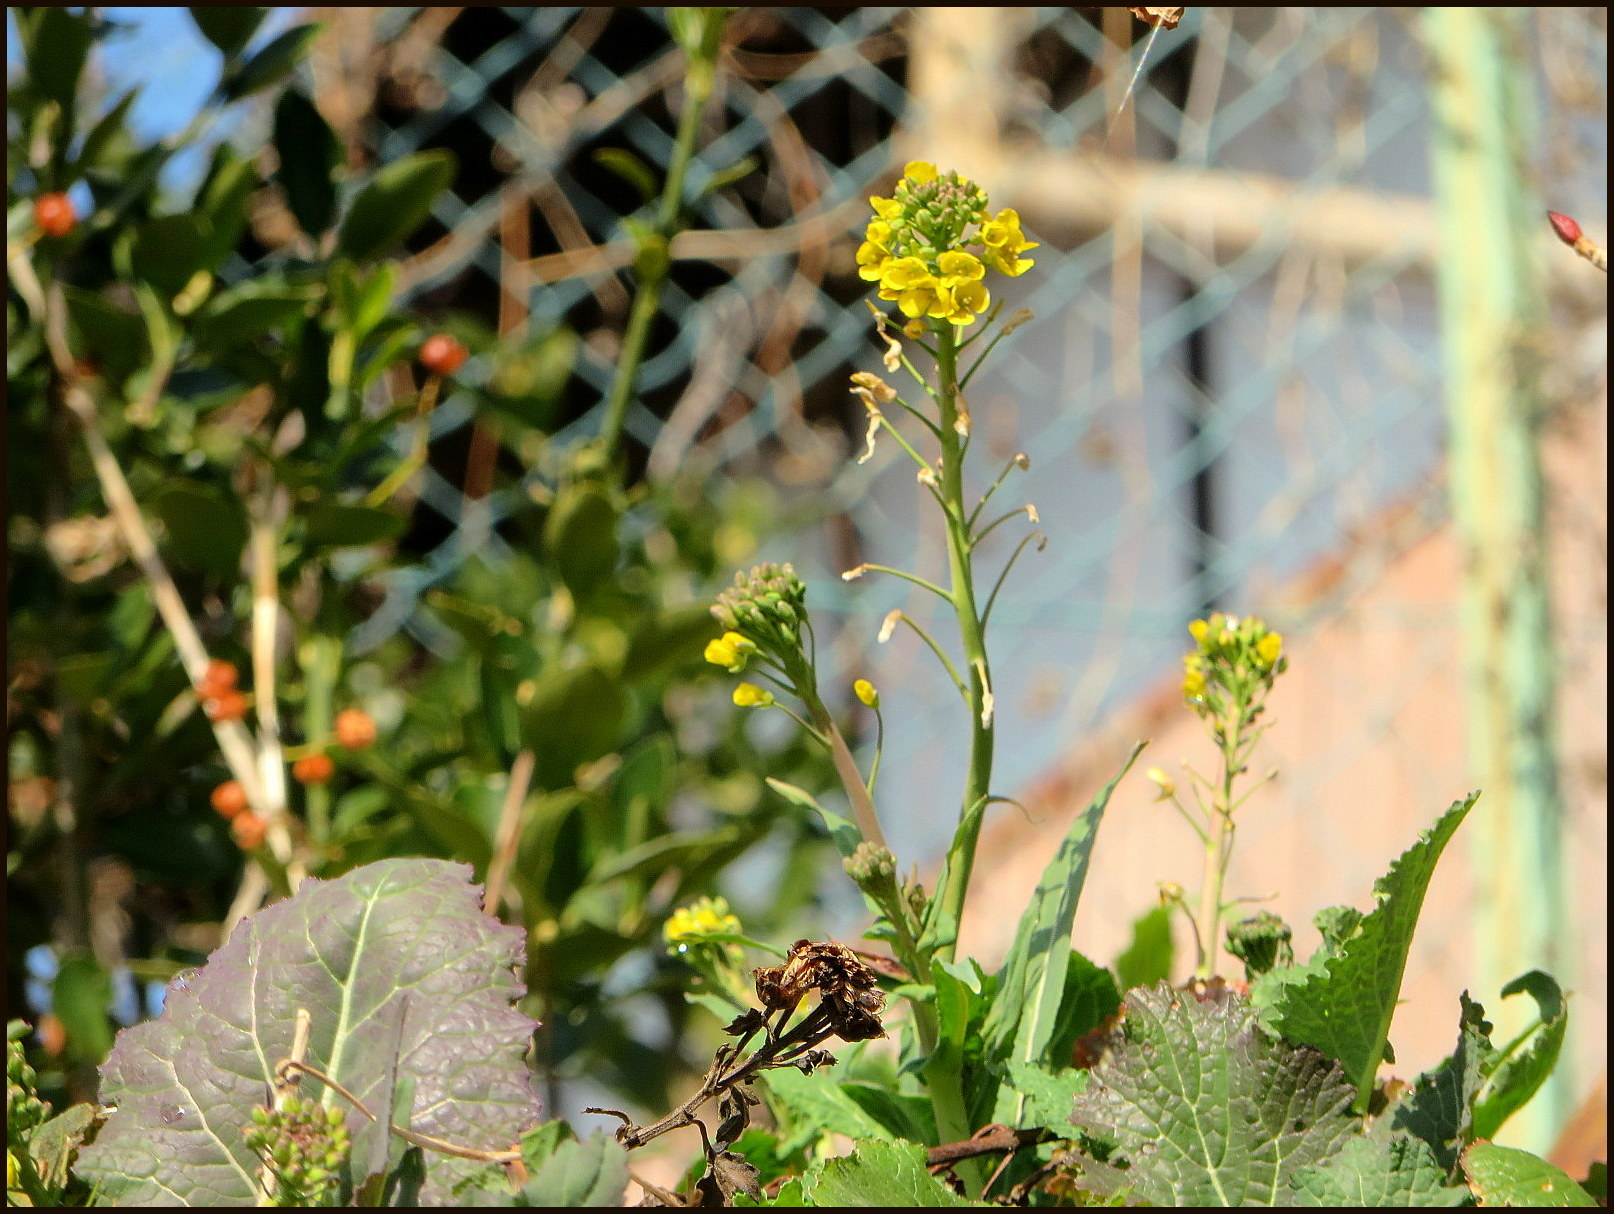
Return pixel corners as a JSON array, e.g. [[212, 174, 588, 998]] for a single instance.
[[34, 193, 76, 238], [1547, 211, 1582, 246], [418, 334, 468, 376]]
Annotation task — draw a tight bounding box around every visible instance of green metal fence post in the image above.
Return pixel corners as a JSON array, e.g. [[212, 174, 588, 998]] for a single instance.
[[1422, 6, 1569, 1153]]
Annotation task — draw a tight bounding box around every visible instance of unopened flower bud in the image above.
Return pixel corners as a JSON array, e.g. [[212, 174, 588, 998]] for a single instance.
[[1146, 767, 1176, 800], [853, 679, 880, 709]]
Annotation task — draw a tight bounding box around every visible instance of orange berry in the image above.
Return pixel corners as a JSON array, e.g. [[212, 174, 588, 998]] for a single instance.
[[418, 333, 468, 376], [293, 753, 335, 785], [231, 812, 268, 850], [34, 192, 76, 238], [333, 708, 377, 750], [210, 780, 250, 819], [36, 1013, 67, 1058], [197, 659, 239, 700], [206, 690, 249, 722]]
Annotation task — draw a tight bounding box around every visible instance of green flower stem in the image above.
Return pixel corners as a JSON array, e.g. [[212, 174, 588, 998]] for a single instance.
[[297, 636, 342, 848], [980, 529, 1045, 630], [847, 563, 953, 605], [892, 614, 968, 700], [931, 324, 994, 963], [1193, 688, 1254, 979], [598, 24, 722, 472]]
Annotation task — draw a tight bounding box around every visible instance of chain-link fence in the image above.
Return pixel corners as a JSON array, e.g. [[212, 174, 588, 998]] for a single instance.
[[288, 4, 1603, 1140]]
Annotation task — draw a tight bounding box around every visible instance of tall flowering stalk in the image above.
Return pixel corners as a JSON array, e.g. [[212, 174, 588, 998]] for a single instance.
[[852, 162, 1038, 958]]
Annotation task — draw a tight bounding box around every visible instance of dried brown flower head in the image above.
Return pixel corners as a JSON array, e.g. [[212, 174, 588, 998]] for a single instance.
[[752, 939, 887, 1042]]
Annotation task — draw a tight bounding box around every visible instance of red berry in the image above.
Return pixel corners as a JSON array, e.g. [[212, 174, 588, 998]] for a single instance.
[[206, 690, 249, 722], [418, 334, 468, 376], [34, 193, 76, 238], [334, 708, 377, 751], [210, 780, 250, 819], [231, 813, 269, 850], [198, 659, 239, 700], [293, 753, 335, 785], [1547, 211, 1582, 246]]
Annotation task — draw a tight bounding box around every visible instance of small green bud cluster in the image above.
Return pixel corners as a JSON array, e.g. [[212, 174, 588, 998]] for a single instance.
[[882, 170, 990, 263], [6, 1025, 49, 1142], [1225, 910, 1295, 980], [243, 1096, 350, 1206], [710, 562, 810, 657], [842, 841, 897, 895]]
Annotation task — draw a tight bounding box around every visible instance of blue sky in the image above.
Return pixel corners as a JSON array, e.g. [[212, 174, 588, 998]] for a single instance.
[[8, 7, 303, 195]]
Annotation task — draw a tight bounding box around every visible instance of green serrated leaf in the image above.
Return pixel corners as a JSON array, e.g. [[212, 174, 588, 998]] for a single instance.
[[1290, 1131, 1471, 1206], [1461, 1143, 1596, 1207], [760, 1067, 890, 1156], [1251, 793, 1479, 1111], [520, 1131, 629, 1206], [75, 859, 542, 1205], [336, 150, 457, 263], [273, 90, 341, 237], [1472, 971, 1567, 1141], [805, 1138, 983, 1207], [1068, 982, 1358, 1206], [1002, 1060, 1087, 1136]]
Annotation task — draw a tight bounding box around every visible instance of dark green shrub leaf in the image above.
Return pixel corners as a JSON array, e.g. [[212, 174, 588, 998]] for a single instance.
[[1068, 982, 1358, 1206], [77, 89, 140, 176], [1290, 1132, 1470, 1206], [128, 213, 212, 298], [335, 150, 457, 263], [151, 480, 248, 577], [75, 859, 543, 1205], [62, 286, 147, 385], [273, 89, 340, 238], [195, 145, 258, 268], [23, 7, 92, 108], [221, 24, 321, 100], [542, 484, 621, 599], [304, 501, 407, 548], [1252, 793, 1479, 1111], [520, 663, 628, 786], [1460, 1143, 1596, 1207], [193, 281, 316, 349], [51, 950, 114, 1064], [189, 8, 268, 59]]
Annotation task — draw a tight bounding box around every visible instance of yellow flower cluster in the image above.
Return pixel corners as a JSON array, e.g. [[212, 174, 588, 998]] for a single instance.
[[663, 895, 742, 947], [1180, 613, 1286, 716], [857, 161, 1038, 327]]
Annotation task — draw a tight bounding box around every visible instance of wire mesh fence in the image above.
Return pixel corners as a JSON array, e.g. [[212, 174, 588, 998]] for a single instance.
[[294, 8, 1605, 1137], [302, 5, 1604, 875]]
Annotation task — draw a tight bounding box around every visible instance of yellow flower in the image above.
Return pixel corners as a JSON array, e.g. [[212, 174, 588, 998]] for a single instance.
[[892, 277, 944, 319], [732, 683, 774, 708], [856, 241, 890, 281], [903, 160, 938, 184], [704, 631, 753, 672], [1182, 667, 1207, 700], [941, 278, 990, 322], [1188, 619, 1210, 645], [853, 678, 880, 708], [937, 250, 985, 280], [1256, 632, 1283, 669], [878, 256, 934, 292], [869, 195, 902, 220]]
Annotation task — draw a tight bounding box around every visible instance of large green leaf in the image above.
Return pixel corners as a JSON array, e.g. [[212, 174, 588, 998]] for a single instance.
[[804, 1139, 983, 1207], [221, 24, 321, 100], [152, 480, 248, 578], [1114, 904, 1174, 992], [543, 484, 621, 600], [1290, 1131, 1470, 1206], [336, 151, 457, 263], [1460, 1143, 1597, 1207], [980, 743, 1142, 1091], [518, 1130, 629, 1207], [128, 213, 212, 298], [23, 7, 91, 108], [1251, 793, 1479, 1110], [75, 859, 543, 1205], [1068, 982, 1358, 1206]]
